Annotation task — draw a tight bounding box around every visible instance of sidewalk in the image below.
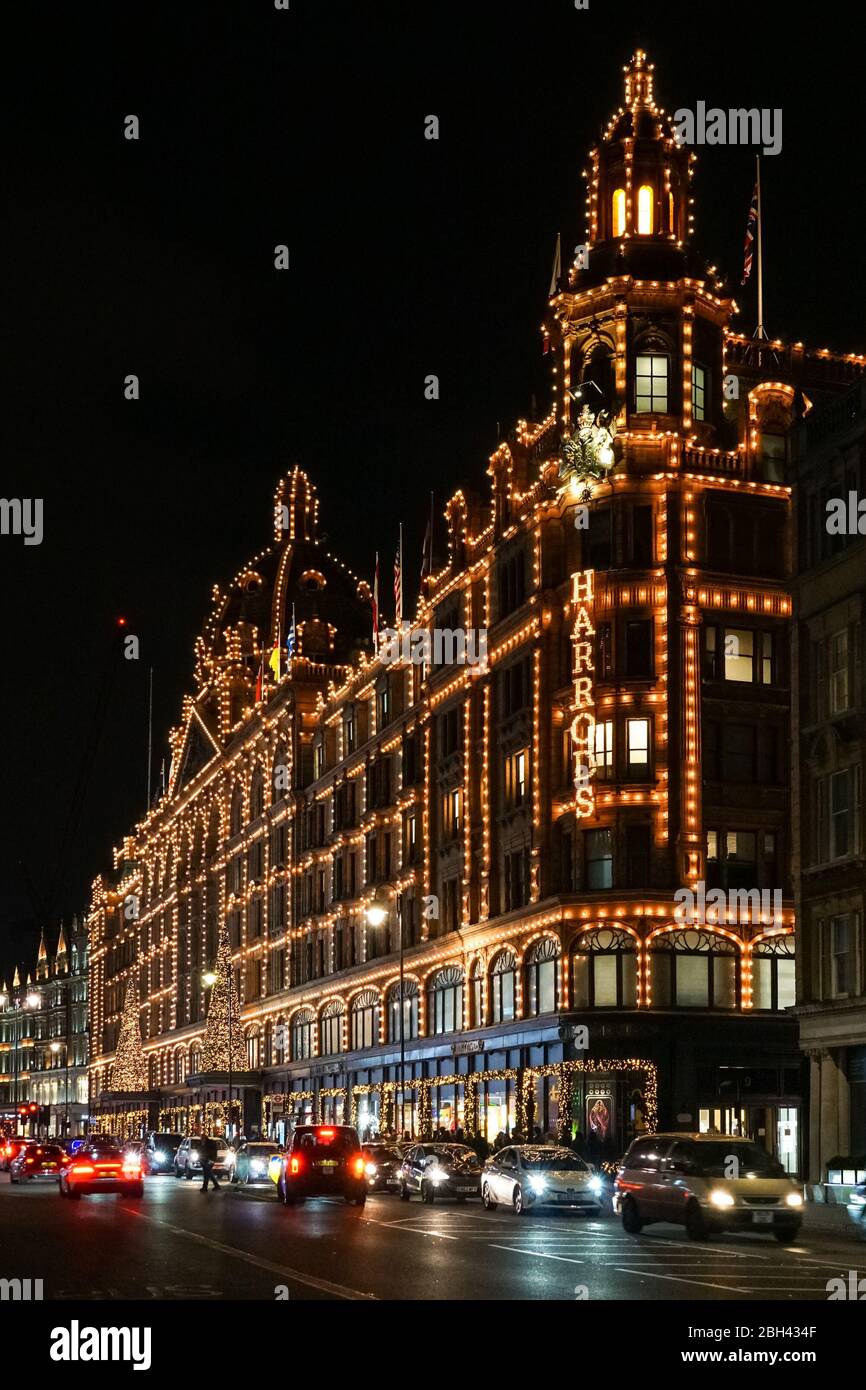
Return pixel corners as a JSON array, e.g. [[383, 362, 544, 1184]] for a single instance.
[[802, 1199, 859, 1238]]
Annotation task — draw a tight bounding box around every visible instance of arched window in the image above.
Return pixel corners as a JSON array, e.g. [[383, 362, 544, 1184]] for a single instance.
[[291, 1010, 314, 1060], [571, 928, 637, 1008], [272, 744, 289, 802], [274, 1017, 287, 1064], [350, 990, 380, 1050], [470, 960, 484, 1028], [319, 1000, 345, 1056], [612, 187, 626, 237], [189, 1043, 201, 1075], [752, 935, 795, 1011], [426, 966, 464, 1036], [174, 1050, 187, 1084], [651, 929, 738, 1009], [637, 184, 654, 235], [246, 1031, 260, 1069], [490, 950, 517, 1023], [388, 979, 419, 1042], [524, 937, 561, 1016]]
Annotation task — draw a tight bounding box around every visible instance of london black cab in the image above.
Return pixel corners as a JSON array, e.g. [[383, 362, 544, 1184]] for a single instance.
[[58, 1139, 144, 1200], [271, 1125, 367, 1206], [615, 1133, 804, 1242]]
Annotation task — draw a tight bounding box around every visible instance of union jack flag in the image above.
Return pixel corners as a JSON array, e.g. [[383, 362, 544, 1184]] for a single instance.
[[741, 183, 758, 285]]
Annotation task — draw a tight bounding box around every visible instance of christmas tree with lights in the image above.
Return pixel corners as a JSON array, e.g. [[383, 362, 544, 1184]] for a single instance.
[[201, 924, 245, 1072], [111, 975, 147, 1091]]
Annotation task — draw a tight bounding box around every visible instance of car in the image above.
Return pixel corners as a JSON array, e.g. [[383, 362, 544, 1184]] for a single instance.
[[398, 1143, 483, 1203], [58, 1142, 144, 1199], [272, 1124, 367, 1206], [614, 1133, 804, 1242], [482, 1145, 604, 1216], [174, 1135, 232, 1179], [9, 1142, 66, 1184], [847, 1182, 866, 1236], [230, 1140, 281, 1185], [142, 1132, 183, 1175], [1, 1138, 32, 1172], [361, 1142, 403, 1192]]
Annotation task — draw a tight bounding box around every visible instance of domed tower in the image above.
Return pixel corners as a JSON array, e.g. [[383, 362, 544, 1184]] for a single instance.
[[549, 49, 734, 455]]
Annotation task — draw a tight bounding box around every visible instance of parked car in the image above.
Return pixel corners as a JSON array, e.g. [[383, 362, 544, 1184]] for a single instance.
[[399, 1143, 483, 1203], [142, 1132, 183, 1175], [361, 1142, 403, 1192], [847, 1182, 866, 1236], [230, 1140, 281, 1185], [58, 1141, 144, 1199], [615, 1133, 804, 1242], [174, 1135, 232, 1179], [9, 1142, 66, 1184], [271, 1124, 367, 1206], [1, 1138, 31, 1172], [482, 1145, 604, 1215]]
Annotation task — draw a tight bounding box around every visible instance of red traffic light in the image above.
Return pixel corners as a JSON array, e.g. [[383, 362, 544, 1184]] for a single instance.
[[28, 1103, 38, 1113], [17, 1106, 26, 1116]]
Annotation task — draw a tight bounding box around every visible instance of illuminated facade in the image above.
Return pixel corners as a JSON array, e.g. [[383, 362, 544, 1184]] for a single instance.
[[87, 52, 865, 1171]]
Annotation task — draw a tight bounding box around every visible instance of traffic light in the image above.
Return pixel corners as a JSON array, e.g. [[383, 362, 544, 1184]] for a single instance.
[[28, 1103, 37, 1114]]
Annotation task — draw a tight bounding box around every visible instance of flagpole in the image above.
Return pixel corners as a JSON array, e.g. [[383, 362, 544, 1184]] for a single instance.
[[756, 155, 765, 340], [399, 522, 404, 626], [146, 666, 153, 809]]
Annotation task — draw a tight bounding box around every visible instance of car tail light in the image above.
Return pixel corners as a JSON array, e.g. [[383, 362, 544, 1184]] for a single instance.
[[353, 1156, 365, 1177], [72, 1163, 95, 1175], [290, 1156, 302, 1175], [122, 1160, 141, 1175], [25, 1157, 35, 1165], [318, 1126, 335, 1139]]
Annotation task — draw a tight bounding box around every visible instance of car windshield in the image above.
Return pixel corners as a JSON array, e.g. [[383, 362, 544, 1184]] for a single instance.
[[427, 1146, 480, 1169], [519, 1148, 590, 1173], [247, 1144, 278, 1155], [688, 1142, 786, 1178], [154, 1134, 181, 1148], [365, 1146, 399, 1160]]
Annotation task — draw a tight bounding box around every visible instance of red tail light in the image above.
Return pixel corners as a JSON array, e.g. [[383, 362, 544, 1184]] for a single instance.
[[25, 1158, 35, 1165], [290, 1156, 301, 1175], [71, 1163, 95, 1175], [318, 1127, 335, 1139], [353, 1156, 365, 1177]]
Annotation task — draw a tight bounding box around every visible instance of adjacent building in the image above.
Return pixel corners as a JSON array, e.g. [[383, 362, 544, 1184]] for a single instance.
[[87, 52, 865, 1175], [792, 376, 866, 1188]]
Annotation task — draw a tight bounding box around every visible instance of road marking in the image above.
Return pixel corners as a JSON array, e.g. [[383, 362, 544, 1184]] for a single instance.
[[120, 1207, 376, 1299], [362, 1216, 459, 1239], [490, 1244, 585, 1265], [614, 1266, 752, 1293]]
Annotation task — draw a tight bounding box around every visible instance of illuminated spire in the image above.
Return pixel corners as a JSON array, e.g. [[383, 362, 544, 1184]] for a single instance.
[[623, 49, 656, 111]]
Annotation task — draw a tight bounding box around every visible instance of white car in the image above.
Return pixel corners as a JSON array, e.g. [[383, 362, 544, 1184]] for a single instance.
[[482, 1145, 604, 1215], [174, 1136, 232, 1179]]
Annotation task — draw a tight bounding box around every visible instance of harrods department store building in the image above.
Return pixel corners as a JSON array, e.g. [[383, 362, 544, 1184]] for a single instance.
[[88, 53, 866, 1174]]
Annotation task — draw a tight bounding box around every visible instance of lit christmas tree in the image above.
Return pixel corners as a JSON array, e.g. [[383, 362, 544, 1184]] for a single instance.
[[201, 924, 245, 1072], [111, 975, 147, 1091]]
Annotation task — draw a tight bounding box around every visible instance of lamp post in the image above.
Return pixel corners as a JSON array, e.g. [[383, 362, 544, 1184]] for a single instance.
[[365, 889, 407, 1139]]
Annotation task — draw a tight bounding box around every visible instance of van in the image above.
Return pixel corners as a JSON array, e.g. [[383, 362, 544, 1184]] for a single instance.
[[614, 1133, 804, 1242]]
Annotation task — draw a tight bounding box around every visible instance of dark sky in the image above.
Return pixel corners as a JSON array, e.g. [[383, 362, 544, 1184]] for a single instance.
[[1, 0, 862, 981]]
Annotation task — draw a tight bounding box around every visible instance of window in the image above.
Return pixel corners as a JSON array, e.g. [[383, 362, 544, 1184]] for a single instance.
[[503, 846, 530, 910], [572, 927, 637, 1008], [597, 622, 613, 678], [692, 364, 707, 421], [725, 724, 756, 782], [625, 621, 653, 678], [405, 811, 418, 863], [612, 187, 626, 237], [344, 708, 356, 753], [320, 1002, 344, 1056], [499, 552, 526, 616], [505, 749, 528, 807], [490, 951, 517, 1023], [389, 981, 419, 1042], [651, 929, 738, 1009], [631, 506, 654, 565], [443, 787, 462, 837], [626, 718, 650, 774], [706, 830, 758, 890], [586, 828, 613, 889], [376, 683, 390, 728], [594, 720, 613, 779], [830, 768, 860, 859], [635, 354, 668, 413], [637, 184, 654, 235], [587, 508, 612, 569], [291, 1012, 314, 1060], [827, 915, 853, 997], [502, 659, 530, 716], [350, 991, 380, 1050], [752, 936, 796, 1011], [830, 630, 850, 714], [426, 967, 464, 1035], [705, 626, 776, 685], [625, 824, 651, 888], [525, 938, 560, 1016]]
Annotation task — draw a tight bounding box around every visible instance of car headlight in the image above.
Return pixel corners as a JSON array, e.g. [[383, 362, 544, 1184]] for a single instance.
[[709, 1189, 735, 1208], [190, 1151, 200, 1162], [154, 1149, 167, 1162], [429, 1167, 448, 1183], [250, 1161, 265, 1175], [786, 1191, 804, 1208], [588, 1176, 603, 1195], [365, 1162, 378, 1177], [528, 1175, 548, 1195]]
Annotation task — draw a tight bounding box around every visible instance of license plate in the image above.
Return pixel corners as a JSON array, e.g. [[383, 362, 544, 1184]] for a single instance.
[[753, 1210, 774, 1224], [456, 1185, 475, 1193], [319, 1160, 338, 1169]]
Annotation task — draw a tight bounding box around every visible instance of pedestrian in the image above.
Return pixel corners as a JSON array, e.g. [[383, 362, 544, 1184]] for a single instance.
[[454, 1126, 465, 1144], [200, 1133, 221, 1192]]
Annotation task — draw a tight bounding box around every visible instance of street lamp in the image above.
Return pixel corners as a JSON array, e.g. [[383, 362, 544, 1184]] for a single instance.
[[364, 889, 407, 1139], [201, 969, 233, 1140]]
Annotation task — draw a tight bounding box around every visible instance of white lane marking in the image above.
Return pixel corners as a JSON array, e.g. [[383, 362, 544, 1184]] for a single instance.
[[362, 1217, 459, 1239], [490, 1244, 585, 1265], [120, 1207, 376, 1299], [613, 1267, 752, 1294]]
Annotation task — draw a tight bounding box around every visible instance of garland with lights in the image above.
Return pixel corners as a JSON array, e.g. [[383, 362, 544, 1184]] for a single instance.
[[201, 924, 246, 1073], [110, 976, 147, 1092]]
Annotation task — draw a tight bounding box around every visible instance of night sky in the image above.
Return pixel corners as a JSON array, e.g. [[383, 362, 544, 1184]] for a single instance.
[[1, 0, 861, 981]]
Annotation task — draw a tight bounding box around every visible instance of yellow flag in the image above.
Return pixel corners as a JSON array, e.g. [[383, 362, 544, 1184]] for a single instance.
[[268, 646, 281, 679]]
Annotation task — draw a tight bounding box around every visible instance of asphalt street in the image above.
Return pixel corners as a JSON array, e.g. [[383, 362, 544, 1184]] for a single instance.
[[2, 1171, 864, 1302]]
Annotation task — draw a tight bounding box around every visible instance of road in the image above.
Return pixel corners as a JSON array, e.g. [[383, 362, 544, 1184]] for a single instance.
[[1, 1171, 864, 1301]]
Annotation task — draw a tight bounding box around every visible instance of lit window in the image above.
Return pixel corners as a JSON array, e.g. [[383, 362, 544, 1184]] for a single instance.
[[506, 749, 528, 806], [627, 718, 650, 771], [637, 185, 654, 235], [692, 364, 706, 421], [723, 628, 754, 683], [830, 630, 849, 714], [612, 188, 626, 237], [635, 354, 668, 413], [593, 720, 614, 779], [668, 190, 675, 233]]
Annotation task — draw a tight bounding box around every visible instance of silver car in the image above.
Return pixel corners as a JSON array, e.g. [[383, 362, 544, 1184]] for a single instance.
[[614, 1133, 804, 1242], [482, 1145, 604, 1215]]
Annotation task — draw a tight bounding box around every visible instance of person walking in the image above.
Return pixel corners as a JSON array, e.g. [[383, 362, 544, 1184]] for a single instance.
[[200, 1134, 221, 1192]]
